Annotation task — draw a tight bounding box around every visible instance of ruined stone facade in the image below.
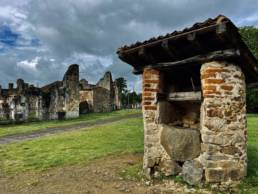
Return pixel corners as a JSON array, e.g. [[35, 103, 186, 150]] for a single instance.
[[0, 64, 80, 123], [79, 71, 121, 113]]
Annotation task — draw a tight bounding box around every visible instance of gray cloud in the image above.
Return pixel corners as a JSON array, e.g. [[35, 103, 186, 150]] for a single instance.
[[0, 0, 258, 91]]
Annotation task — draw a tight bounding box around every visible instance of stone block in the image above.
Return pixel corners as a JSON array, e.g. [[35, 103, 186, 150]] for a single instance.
[[182, 160, 203, 185], [160, 124, 201, 161], [159, 159, 181, 176], [205, 168, 226, 183]]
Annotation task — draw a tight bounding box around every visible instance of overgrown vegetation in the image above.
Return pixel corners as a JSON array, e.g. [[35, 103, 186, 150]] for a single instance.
[[0, 109, 141, 138]]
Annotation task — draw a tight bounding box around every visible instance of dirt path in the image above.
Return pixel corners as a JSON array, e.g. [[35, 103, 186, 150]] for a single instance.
[[0, 153, 211, 194], [0, 114, 142, 145]]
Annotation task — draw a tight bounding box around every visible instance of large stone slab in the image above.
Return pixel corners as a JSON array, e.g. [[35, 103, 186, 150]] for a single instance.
[[160, 124, 201, 161]]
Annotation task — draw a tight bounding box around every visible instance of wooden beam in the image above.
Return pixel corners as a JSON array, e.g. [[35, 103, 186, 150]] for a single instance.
[[147, 49, 240, 69], [168, 91, 202, 101]]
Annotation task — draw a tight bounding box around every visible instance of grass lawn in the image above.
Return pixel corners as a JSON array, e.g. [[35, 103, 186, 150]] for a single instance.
[[0, 109, 141, 138], [0, 117, 143, 175], [0, 113, 257, 193], [240, 114, 258, 194]]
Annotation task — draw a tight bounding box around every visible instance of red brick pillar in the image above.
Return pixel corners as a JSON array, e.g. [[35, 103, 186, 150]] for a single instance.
[[200, 61, 247, 185], [142, 68, 164, 176]]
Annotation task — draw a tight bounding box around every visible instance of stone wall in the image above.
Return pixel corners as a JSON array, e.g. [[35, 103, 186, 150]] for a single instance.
[[80, 90, 94, 113], [141, 61, 247, 186], [79, 71, 121, 113], [142, 68, 178, 177], [63, 64, 80, 119], [93, 87, 112, 112], [199, 61, 247, 184]]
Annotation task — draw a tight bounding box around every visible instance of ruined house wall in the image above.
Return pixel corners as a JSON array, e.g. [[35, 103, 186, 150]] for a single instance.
[[199, 61, 247, 183], [96, 71, 115, 109], [0, 65, 80, 123], [80, 90, 94, 112], [93, 87, 112, 112], [63, 64, 80, 119], [27, 95, 43, 120]]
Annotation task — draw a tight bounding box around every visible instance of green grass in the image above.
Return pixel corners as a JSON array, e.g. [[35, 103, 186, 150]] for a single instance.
[[119, 163, 143, 181], [0, 113, 257, 194], [239, 114, 258, 194], [0, 109, 141, 138], [0, 117, 143, 175]]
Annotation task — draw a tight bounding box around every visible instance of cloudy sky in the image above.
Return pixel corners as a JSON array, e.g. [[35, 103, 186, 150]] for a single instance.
[[0, 0, 258, 91]]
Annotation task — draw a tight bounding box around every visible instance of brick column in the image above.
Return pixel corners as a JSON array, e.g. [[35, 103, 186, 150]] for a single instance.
[[200, 61, 247, 184], [142, 68, 163, 176]]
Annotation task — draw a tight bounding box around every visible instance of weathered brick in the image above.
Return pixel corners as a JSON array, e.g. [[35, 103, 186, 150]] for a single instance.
[[203, 85, 216, 91], [203, 90, 221, 95], [221, 85, 233, 91], [144, 88, 159, 92], [144, 80, 160, 84], [143, 92, 153, 97], [144, 69, 160, 75], [143, 101, 152, 105], [203, 94, 215, 98], [205, 79, 225, 84], [144, 105, 157, 110], [201, 73, 216, 79], [144, 84, 151, 88], [143, 97, 155, 101], [204, 68, 230, 74]]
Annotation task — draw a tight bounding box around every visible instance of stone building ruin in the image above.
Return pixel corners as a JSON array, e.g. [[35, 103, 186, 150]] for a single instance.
[[79, 71, 121, 113], [0, 64, 120, 123], [0, 64, 80, 122], [117, 15, 258, 186]]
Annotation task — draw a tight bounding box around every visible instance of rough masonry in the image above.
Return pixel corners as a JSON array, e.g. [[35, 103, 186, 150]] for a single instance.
[[79, 71, 121, 113], [0, 65, 121, 123], [117, 15, 258, 187]]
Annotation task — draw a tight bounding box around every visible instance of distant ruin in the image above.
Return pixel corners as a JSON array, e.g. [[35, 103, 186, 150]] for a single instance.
[[0, 64, 120, 123], [117, 15, 258, 186], [79, 71, 121, 113]]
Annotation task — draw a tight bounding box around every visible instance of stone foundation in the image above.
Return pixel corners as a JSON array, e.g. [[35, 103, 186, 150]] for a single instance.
[[142, 61, 247, 186]]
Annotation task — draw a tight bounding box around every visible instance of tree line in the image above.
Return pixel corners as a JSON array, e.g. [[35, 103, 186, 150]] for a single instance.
[[115, 77, 141, 108], [240, 26, 258, 113]]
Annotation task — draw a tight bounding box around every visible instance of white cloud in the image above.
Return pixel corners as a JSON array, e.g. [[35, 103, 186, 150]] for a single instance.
[[17, 56, 40, 71]]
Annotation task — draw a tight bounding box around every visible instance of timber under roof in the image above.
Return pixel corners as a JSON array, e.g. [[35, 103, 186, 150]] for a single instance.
[[117, 15, 258, 84]]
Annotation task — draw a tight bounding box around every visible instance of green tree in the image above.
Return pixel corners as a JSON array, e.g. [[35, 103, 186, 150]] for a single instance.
[[240, 26, 258, 113], [115, 77, 127, 94], [239, 26, 258, 59]]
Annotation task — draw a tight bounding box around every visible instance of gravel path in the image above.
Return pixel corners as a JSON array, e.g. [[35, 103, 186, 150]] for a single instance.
[[0, 113, 142, 145]]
